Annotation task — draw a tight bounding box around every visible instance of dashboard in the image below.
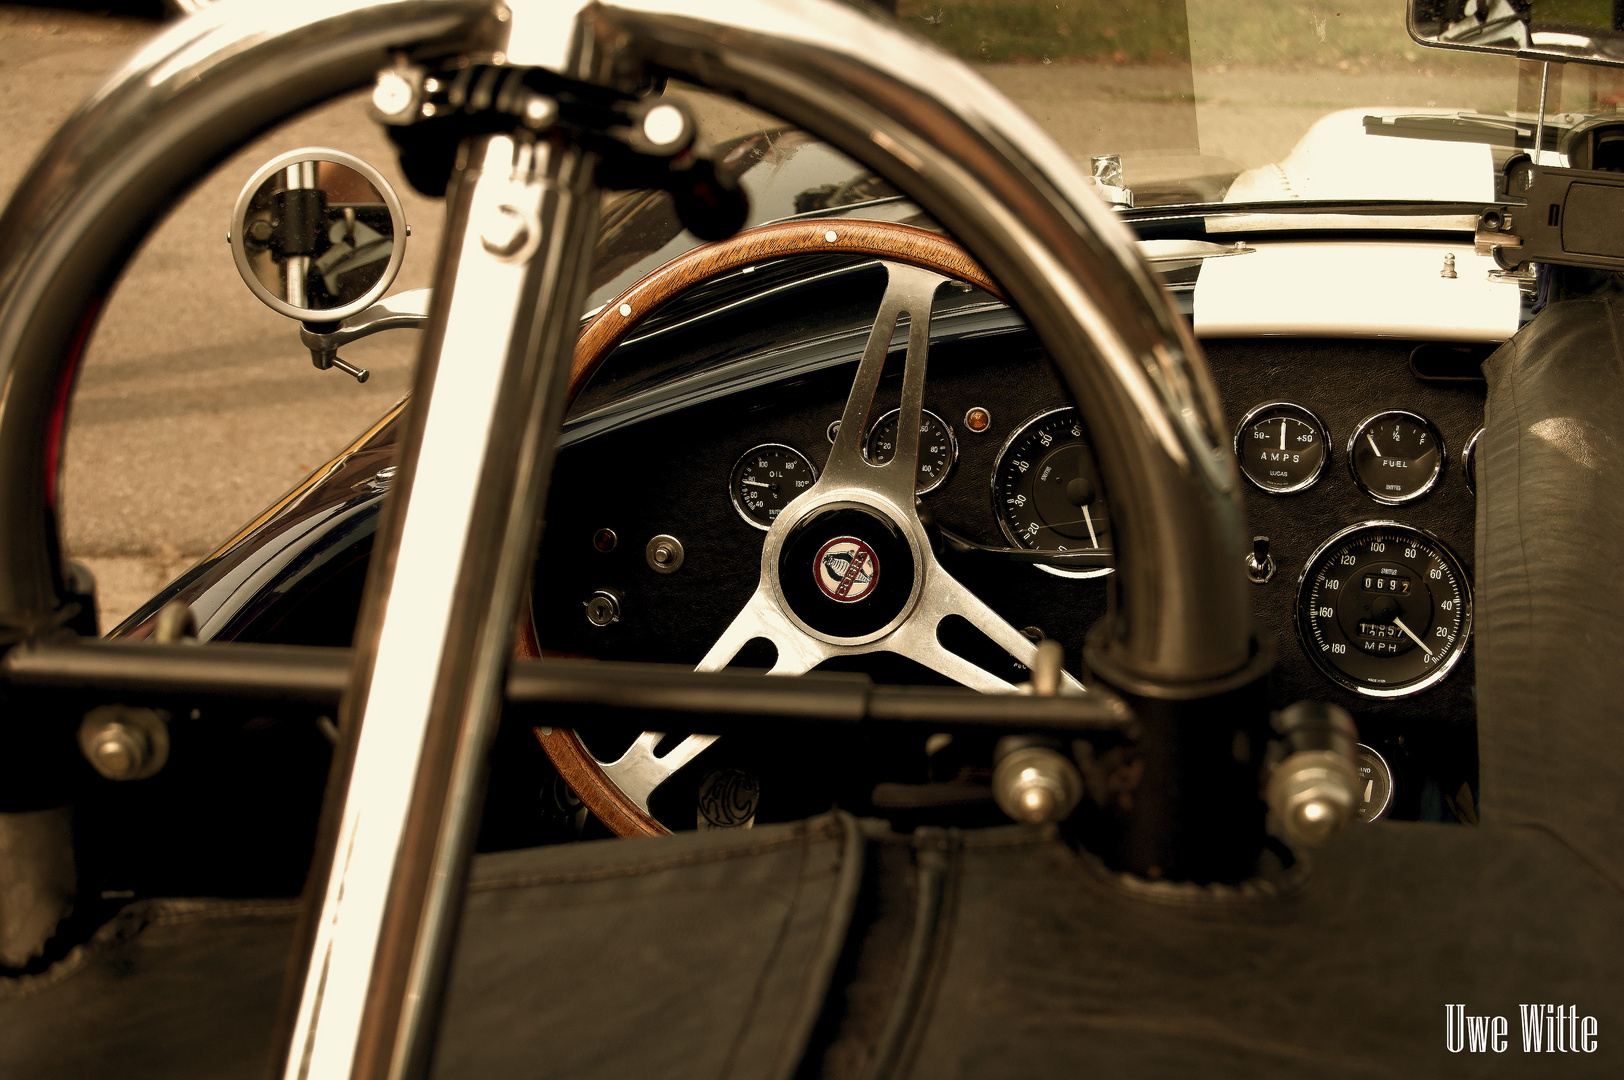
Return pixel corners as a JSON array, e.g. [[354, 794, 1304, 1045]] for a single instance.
[[531, 260, 1489, 826]]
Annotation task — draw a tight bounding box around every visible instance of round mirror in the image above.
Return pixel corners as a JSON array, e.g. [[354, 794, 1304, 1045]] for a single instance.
[[229, 147, 407, 322]]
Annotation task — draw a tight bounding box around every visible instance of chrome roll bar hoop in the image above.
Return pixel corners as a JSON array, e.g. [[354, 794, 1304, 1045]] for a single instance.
[[0, 3, 1261, 1079]]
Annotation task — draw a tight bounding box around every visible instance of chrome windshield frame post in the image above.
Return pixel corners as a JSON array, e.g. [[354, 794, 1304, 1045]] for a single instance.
[[277, 130, 601, 1080]]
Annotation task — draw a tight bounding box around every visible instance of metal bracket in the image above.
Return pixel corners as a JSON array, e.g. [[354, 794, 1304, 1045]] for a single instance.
[[375, 63, 747, 238], [299, 288, 432, 382], [1478, 157, 1624, 272]]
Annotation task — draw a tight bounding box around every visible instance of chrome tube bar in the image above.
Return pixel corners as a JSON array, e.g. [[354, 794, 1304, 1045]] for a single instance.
[[0, 3, 1263, 1079], [279, 132, 600, 1080], [0, 0, 499, 636]]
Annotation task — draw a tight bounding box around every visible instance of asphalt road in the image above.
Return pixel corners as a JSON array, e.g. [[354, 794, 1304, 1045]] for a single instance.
[[0, 6, 1523, 630]]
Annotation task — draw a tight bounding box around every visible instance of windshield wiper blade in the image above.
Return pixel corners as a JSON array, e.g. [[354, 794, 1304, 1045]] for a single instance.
[[1361, 112, 1559, 152]]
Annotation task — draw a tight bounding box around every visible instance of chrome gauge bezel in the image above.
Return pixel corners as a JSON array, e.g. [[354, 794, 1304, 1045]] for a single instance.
[[991, 406, 1112, 581], [1294, 520, 1473, 698], [1355, 743, 1395, 822], [862, 407, 957, 494], [729, 443, 819, 531], [1462, 427, 1483, 495], [1233, 400, 1332, 495], [1347, 409, 1446, 506]]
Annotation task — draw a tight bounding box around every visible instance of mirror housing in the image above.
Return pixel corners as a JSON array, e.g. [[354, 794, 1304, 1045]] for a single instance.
[[229, 147, 406, 322], [1409, 0, 1624, 66]]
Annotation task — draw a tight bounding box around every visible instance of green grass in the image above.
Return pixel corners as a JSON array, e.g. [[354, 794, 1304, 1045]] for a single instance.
[[893, 0, 1489, 67], [895, 0, 1189, 63]]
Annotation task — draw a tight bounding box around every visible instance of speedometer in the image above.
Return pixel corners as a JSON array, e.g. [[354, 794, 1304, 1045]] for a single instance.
[[992, 407, 1111, 579], [1296, 522, 1472, 697]]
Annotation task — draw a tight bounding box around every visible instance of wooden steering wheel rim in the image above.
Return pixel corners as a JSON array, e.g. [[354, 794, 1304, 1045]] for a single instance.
[[525, 218, 1001, 836]]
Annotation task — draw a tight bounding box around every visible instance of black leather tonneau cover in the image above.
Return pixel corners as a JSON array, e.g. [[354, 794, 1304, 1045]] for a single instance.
[[3, 811, 1621, 1079]]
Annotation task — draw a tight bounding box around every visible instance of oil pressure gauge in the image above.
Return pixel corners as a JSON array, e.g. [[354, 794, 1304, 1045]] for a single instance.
[[1349, 410, 1445, 505], [730, 443, 817, 530], [1235, 401, 1330, 494]]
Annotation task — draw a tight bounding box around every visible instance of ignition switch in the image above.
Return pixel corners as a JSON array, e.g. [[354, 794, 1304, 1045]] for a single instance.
[[584, 589, 622, 627]]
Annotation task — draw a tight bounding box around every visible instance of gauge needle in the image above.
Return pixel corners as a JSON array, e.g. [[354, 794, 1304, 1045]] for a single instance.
[[1367, 432, 1384, 458], [1392, 616, 1434, 658], [1279, 420, 1287, 452], [1037, 513, 1106, 545], [742, 479, 771, 488]]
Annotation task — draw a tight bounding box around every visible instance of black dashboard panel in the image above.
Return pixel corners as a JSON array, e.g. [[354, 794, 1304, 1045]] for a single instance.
[[535, 290, 1487, 820]]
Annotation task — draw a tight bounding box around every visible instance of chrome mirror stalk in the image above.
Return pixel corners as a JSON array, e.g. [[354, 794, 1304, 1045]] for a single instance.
[[300, 288, 433, 382]]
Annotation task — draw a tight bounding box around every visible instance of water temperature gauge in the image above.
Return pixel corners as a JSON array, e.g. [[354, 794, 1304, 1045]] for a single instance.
[[730, 443, 817, 530], [1235, 401, 1330, 494], [864, 408, 957, 493]]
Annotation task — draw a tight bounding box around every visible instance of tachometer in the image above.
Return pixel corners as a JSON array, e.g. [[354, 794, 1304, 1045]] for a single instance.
[[992, 407, 1111, 578], [730, 443, 817, 530], [1296, 522, 1472, 697]]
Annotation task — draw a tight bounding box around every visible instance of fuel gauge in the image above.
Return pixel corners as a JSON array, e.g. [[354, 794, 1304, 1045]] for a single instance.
[[1235, 402, 1330, 494], [1349, 410, 1445, 505]]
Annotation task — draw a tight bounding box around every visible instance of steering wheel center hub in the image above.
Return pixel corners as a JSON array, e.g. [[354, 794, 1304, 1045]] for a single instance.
[[775, 504, 918, 641]]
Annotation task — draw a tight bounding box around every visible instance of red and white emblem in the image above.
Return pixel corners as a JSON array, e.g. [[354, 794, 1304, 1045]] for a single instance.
[[814, 536, 880, 603]]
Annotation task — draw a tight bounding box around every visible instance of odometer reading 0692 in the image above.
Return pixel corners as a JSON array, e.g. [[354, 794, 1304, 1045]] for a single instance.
[[1296, 522, 1472, 698]]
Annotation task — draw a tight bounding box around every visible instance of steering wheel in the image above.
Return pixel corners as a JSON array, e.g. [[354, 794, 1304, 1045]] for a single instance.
[[533, 219, 1089, 835]]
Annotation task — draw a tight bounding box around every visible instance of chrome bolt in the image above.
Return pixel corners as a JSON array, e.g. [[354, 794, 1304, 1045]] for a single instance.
[[522, 93, 559, 130], [584, 590, 621, 627], [1441, 252, 1458, 279], [1267, 750, 1359, 847], [993, 742, 1084, 824], [641, 103, 688, 148], [646, 534, 685, 574], [78, 706, 170, 781], [371, 69, 418, 122], [153, 599, 197, 644]]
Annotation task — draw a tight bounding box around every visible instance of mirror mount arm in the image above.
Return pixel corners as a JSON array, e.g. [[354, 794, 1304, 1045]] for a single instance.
[[298, 287, 432, 383], [1478, 157, 1624, 273]]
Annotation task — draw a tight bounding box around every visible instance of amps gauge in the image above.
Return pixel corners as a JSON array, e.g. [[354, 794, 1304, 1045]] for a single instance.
[[1235, 401, 1330, 494]]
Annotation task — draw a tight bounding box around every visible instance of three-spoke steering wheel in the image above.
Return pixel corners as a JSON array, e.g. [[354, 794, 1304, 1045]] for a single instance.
[[534, 220, 1085, 834]]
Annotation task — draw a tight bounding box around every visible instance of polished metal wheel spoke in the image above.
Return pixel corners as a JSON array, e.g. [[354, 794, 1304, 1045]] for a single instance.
[[817, 262, 944, 504], [887, 562, 1060, 693]]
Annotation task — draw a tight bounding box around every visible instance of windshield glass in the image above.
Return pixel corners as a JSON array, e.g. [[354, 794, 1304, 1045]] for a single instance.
[[896, 0, 1624, 206]]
